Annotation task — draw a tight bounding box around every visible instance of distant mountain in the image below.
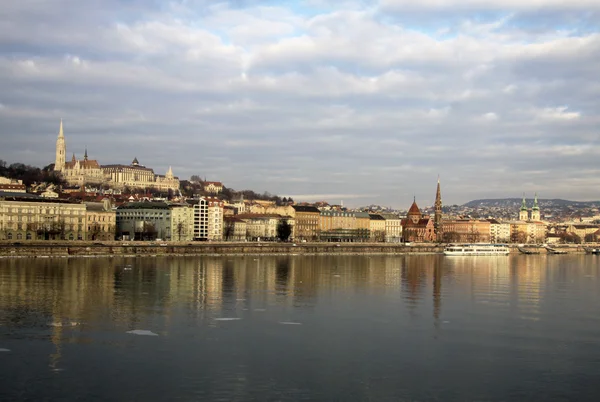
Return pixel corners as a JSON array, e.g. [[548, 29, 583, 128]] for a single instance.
[[463, 199, 600, 208]]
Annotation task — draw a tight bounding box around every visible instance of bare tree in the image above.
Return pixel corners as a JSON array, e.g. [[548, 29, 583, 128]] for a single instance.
[[89, 222, 102, 240], [223, 220, 235, 241], [442, 231, 461, 243], [466, 225, 480, 243], [176, 222, 185, 241]]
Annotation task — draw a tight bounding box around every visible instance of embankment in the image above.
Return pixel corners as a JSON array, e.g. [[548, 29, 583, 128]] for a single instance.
[[0, 242, 589, 258], [0, 241, 442, 258]]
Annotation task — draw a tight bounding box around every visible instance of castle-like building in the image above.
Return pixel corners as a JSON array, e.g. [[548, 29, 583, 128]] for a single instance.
[[53, 120, 179, 191]]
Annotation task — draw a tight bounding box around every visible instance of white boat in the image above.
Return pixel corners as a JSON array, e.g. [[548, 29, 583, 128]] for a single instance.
[[444, 243, 510, 256]]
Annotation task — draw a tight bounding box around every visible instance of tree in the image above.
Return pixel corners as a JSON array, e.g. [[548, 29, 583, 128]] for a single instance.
[[442, 231, 461, 243], [372, 230, 386, 242], [89, 222, 102, 240], [223, 220, 235, 241], [138, 222, 157, 241], [466, 225, 480, 243], [175, 222, 185, 241], [277, 219, 292, 242], [512, 231, 527, 244], [584, 233, 597, 243], [560, 232, 581, 244]]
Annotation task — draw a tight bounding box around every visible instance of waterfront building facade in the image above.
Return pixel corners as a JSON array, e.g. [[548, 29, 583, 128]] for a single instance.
[[116, 202, 171, 241], [292, 205, 320, 241], [565, 224, 600, 242], [402, 199, 435, 242], [237, 214, 282, 241], [0, 195, 86, 240], [223, 216, 247, 241], [441, 219, 491, 243], [191, 198, 209, 240], [368, 214, 386, 242], [380, 213, 403, 243], [84, 199, 116, 241], [488, 219, 511, 243], [170, 204, 194, 242], [206, 197, 224, 241]]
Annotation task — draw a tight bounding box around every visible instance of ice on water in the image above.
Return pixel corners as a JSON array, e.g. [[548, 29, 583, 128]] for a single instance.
[[48, 321, 79, 327], [0, 348, 10, 352], [126, 329, 159, 336], [279, 321, 302, 325], [214, 317, 241, 321]]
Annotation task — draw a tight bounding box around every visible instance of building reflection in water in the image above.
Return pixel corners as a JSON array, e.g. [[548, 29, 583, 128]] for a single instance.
[[1, 253, 593, 363]]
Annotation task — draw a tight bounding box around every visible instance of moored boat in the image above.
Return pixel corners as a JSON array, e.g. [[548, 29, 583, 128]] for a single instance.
[[444, 243, 510, 256]]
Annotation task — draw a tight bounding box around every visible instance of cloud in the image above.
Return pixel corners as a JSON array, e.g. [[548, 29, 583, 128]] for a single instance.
[[0, 0, 599, 206], [380, 0, 600, 11]]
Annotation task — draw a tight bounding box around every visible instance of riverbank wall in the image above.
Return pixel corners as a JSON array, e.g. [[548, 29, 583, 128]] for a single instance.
[[0, 241, 442, 257], [0, 241, 590, 258]]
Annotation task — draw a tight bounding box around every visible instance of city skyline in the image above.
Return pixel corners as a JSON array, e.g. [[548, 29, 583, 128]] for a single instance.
[[1, 1, 599, 208]]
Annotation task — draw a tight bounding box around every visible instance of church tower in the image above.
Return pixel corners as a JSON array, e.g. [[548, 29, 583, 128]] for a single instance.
[[531, 193, 541, 221], [166, 166, 174, 179], [407, 197, 422, 224], [519, 194, 529, 221], [55, 119, 66, 172], [434, 177, 443, 241]]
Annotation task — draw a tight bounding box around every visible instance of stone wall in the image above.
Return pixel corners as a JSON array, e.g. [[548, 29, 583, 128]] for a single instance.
[[0, 241, 443, 257]]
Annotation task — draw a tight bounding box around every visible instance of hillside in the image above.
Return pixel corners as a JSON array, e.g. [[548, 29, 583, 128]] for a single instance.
[[463, 198, 600, 208]]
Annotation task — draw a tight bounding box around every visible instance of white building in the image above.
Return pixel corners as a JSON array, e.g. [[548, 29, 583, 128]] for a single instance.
[[488, 219, 511, 243], [192, 198, 208, 240], [380, 213, 403, 243], [206, 197, 224, 241], [170, 204, 194, 241]]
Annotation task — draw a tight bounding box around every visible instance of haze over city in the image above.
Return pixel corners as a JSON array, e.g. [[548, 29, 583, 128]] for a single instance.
[[1, 0, 599, 208]]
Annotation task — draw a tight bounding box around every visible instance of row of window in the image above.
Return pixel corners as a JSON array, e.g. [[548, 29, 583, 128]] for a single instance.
[[2, 208, 85, 215], [4, 232, 83, 240]]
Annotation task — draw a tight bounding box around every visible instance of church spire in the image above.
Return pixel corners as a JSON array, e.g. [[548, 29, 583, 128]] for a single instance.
[[54, 119, 66, 172], [519, 193, 529, 221], [84, 147, 88, 161], [531, 193, 541, 221], [434, 176, 443, 241]]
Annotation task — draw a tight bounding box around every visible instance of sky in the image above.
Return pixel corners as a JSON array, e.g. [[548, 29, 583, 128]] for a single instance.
[[0, 0, 599, 208]]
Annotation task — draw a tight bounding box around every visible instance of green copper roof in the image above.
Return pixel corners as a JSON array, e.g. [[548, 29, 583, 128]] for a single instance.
[[532, 193, 539, 210], [520, 196, 528, 211]]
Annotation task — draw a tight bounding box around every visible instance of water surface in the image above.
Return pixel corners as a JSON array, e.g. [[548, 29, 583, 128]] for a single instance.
[[1, 255, 599, 401]]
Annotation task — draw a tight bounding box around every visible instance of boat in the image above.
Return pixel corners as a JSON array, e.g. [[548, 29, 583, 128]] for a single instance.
[[518, 247, 541, 255], [584, 247, 600, 255], [544, 246, 568, 255], [444, 243, 510, 256]]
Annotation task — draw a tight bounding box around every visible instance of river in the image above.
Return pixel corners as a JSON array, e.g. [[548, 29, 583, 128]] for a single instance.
[[1, 255, 599, 401]]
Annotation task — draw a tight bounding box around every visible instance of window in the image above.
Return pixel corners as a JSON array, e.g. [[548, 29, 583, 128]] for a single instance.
[[17, 233, 22, 240], [26, 233, 32, 240], [7, 233, 12, 240]]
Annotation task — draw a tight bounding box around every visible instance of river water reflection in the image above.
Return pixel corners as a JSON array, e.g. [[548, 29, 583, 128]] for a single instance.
[[1, 255, 599, 401]]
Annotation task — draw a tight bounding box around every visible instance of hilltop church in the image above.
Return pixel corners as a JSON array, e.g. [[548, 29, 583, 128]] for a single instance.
[[53, 120, 180, 191]]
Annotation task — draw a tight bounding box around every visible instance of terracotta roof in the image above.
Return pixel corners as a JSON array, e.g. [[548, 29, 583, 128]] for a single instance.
[[408, 200, 420, 214]]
